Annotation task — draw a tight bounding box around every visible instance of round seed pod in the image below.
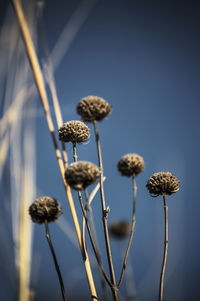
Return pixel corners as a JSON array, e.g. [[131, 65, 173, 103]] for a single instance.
[[146, 172, 180, 197], [58, 120, 90, 143], [29, 196, 62, 224], [109, 220, 131, 240], [76, 95, 112, 122], [65, 161, 100, 191], [118, 153, 144, 177]]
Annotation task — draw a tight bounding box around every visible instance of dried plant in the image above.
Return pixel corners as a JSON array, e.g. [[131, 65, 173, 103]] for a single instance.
[[0, 1, 182, 301], [29, 196, 67, 301], [146, 172, 180, 301]]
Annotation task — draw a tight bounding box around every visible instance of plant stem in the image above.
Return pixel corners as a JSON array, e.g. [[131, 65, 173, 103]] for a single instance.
[[73, 142, 78, 162], [117, 175, 137, 288], [93, 120, 119, 301], [72, 142, 109, 299], [119, 241, 137, 301], [44, 220, 67, 301], [84, 189, 108, 301], [78, 190, 112, 288], [11, 1, 98, 299], [84, 189, 98, 250], [159, 194, 168, 301]]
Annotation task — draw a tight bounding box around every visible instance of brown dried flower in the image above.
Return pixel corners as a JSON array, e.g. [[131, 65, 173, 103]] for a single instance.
[[58, 120, 90, 143], [146, 172, 180, 197], [76, 95, 112, 122], [118, 153, 144, 177], [109, 220, 131, 239], [29, 196, 62, 224], [65, 161, 100, 191]]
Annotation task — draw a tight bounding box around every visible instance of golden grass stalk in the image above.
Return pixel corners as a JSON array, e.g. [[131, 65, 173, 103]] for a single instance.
[[0, 133, 9, 180], [11, 0, 98, 299], [47, 69, 68, 169], [18, 123, 35, 301], [42, 45, 68, 169]]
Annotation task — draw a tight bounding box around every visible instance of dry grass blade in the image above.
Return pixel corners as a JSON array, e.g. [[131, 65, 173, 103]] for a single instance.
[[18, 114, 35, 301], [0, 133, 9, 180], [11, 0, 98, 299], [0, 85, 35, 137], [0, 4, 38, 300]]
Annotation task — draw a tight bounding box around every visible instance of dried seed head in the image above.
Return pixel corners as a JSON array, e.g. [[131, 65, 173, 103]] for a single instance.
[[146, 172, 180, 197], [109, 220, 131, 239], [76, 95, 112, 122], [118, 153, 144, 177], [29, 196, 62, 224], [58, 120, 90, 143], [65, 161, 100, 190]]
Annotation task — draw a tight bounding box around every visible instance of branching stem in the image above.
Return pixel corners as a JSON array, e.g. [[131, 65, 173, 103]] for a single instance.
[[78, 191, 113, 288], [72, 143, 111, 292]]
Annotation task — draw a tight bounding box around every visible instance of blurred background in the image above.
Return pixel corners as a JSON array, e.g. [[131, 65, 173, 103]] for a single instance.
[[0, 0, 200, 300]]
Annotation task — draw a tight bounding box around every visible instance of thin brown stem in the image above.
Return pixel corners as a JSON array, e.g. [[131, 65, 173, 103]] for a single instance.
[[84, 189, 98, 248], [159, 194, 168, 301], [117, 175, 136, 288], [44, 220, 67, 301], [11, 1, 98, 299], [93, 120, 119, 301], [119, 241, 137, 301], [73, 142, 78, 162], [84, 189, 108, 301], [78, 190, 113, 288], [72, 143, 109, 300]]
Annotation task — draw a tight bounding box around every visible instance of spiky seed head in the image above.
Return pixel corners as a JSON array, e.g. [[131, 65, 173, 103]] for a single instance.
[[29, 196, 62, 224], [118, 153, 144, 177], [109, 220, 131, 239], [58, 120, 90, 143], [146, 172, 180, 197], [76, 95, 112, 122], [65, 161, 100, 190]]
